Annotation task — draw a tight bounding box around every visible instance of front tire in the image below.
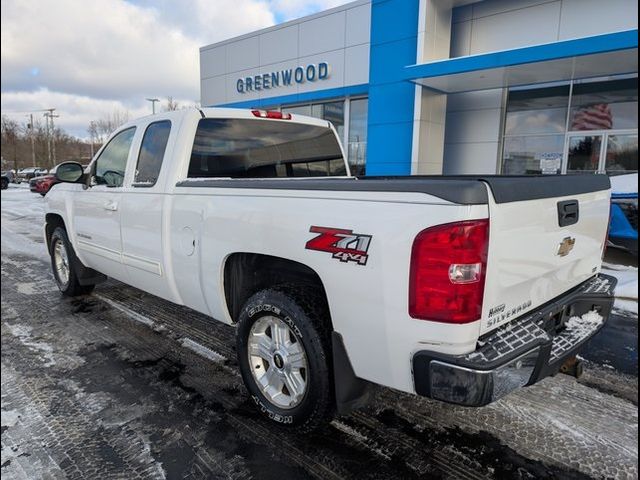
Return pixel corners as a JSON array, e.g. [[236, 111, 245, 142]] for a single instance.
[[50, 227, 95, 297], [236, 287, 334, 431]]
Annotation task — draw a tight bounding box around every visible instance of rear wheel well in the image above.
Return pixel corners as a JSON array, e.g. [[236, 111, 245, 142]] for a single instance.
[[45, 213, 66, 253], [223, 253, 332, 328]]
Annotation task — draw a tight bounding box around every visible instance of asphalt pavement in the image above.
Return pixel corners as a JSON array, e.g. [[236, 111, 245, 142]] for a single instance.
[[1, 184, 638, 480]]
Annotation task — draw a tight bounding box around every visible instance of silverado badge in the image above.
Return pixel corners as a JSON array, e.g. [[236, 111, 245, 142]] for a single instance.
[[557, 236, 576, 257]]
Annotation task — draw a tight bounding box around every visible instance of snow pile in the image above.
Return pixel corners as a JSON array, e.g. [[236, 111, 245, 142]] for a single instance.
[[602, 262, 639, 315], [565, 310, 604, 332], [610, 173, 638, 194]]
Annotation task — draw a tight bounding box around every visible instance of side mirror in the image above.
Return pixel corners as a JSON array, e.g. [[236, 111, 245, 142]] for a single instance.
[[55, 162, 85, 183]]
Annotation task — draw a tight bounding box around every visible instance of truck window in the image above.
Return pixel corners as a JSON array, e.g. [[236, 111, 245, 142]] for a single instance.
[[94, 127, 136, 187], [188, 118, 346, 178], [134, 120, 171, 187]]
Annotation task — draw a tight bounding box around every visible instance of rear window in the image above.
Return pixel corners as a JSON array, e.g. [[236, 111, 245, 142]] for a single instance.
[[188, 118, 346, 178]]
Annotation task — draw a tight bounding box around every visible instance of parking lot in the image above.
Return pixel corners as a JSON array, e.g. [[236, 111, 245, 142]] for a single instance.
[[1, 184, 638, 480]]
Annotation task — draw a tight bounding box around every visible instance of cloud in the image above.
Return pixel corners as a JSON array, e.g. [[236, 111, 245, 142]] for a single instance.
[[268, 0, 351, 21], [0, 0, 349, 138], [1, 88, 197, 138]]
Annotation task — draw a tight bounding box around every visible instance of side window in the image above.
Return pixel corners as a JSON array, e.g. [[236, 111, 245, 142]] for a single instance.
[[134, 121, 171, 187], [95, 127, 136, 187]]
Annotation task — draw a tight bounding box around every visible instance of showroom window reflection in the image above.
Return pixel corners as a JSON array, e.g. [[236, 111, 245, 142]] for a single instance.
[[502, 77, 638, 175]]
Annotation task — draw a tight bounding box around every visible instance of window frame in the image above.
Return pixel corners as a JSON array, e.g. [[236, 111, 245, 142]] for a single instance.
[[132, 120, 172, 188], [92, 126, 137, 188]]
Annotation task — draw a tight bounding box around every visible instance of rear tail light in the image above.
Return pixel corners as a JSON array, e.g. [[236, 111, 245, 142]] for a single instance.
[[409, 219, 489, 324], [251, 109, 292, 120]]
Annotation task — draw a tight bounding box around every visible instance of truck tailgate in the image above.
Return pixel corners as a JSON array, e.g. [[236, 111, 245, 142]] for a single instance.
[[481, 177, 611, 335]]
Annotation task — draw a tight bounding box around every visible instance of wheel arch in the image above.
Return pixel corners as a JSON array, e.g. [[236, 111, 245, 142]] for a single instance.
[[45, 213, 66, 254], [45, 212, 107, 287], [223, 252, 371, 416], [222, 252, 333, 328]]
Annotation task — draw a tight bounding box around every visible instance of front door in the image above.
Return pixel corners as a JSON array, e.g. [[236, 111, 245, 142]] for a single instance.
[[72, 127, 137, 281]]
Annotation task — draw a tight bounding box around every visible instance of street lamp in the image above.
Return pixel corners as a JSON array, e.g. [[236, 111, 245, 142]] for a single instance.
[[146, 98, 160, 114]]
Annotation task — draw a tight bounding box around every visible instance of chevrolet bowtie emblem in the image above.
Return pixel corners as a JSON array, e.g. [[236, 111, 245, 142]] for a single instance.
[[557, 237, 576, 257]]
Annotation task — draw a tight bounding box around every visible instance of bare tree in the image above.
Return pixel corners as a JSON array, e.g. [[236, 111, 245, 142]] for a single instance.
[[165, 96, 179, 111], [1, 115, 20, 173], [1, 115, 92, 170], [87, 121, 98, 158], [91, 109, 130, 144]]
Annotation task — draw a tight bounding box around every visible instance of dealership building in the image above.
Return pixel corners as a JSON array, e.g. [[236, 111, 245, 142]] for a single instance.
[[200, 0, 638, 177]]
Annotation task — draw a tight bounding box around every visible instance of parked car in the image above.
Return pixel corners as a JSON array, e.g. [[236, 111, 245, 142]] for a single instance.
[[30, 173, 58, 196], [18, 167, 48, 182], [30, 164, 87, 197], [2, 170, 21, 184], [44, 108, 616, 431], [1, 172, 9, 190], [608, 173, 638, 256]]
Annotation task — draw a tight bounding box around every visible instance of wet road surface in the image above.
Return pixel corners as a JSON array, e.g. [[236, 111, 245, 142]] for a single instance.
[[1, 186, 638, 479]]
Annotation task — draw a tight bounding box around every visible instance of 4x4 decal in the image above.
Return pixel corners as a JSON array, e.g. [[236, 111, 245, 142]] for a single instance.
[[305, 226, 372, 265]]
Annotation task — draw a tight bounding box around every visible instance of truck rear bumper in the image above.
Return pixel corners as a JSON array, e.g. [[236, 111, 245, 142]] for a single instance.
[[412, 274, 617, 406]]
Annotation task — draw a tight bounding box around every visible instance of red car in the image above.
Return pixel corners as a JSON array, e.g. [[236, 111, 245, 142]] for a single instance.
[[30, 164, 87, 196], [30, 173, 59, 196]]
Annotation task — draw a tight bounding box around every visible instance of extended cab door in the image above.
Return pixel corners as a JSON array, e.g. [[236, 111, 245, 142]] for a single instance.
[[119, 119, 180, 302], [72, 127, 136, 281]]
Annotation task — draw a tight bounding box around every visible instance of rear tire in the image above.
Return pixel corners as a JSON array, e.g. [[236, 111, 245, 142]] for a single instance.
[[50, 227, 95, 297], [236, 286, 334, 431]]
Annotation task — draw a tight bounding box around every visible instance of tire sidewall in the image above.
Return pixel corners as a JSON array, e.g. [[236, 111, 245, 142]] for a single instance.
[[236, 289, 331, 427], [50, 227, 74, 294]]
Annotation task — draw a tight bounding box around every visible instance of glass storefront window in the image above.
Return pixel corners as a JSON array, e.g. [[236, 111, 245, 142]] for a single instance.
[[570, 78, 638, 131], [348, 98, 368, 176], [502, 135, 564, 174], [282, 105, 311, 116], [605, 134, 638, 174], [318, 101, 345, 140], [566, 135, 603, 174], [502, 77, 638, 175], [284, 102, 344, 139], [282, 98, 368, 176], [505, 85, 569, 135]]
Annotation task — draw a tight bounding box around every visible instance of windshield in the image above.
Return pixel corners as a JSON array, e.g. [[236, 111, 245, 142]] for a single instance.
[[188, 118, 347, 178]]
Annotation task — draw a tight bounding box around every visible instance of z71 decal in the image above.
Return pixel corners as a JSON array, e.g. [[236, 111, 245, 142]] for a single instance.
[[305, 226, 372, 266]]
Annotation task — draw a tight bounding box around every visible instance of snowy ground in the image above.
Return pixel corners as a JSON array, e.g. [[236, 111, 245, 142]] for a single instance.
[[1, 183, 638, 480]]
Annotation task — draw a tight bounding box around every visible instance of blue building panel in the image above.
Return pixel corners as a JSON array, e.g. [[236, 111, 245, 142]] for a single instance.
[[404, 29, 638, 81], [366, 0, 420, 176]]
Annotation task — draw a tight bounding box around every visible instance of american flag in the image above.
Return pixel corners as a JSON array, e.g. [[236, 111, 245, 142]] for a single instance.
[[571, 103, 613, 131]]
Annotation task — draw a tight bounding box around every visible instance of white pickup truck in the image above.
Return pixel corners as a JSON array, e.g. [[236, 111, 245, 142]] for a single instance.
[[45, 108, 616, 430]]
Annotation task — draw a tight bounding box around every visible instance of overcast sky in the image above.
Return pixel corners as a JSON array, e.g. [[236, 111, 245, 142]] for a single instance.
[[1, 0, 349, 138]]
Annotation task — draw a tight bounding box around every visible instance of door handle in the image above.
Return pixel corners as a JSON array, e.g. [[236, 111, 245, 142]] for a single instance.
[[103, 200, 118, 211], [557, 200, 579, 227]]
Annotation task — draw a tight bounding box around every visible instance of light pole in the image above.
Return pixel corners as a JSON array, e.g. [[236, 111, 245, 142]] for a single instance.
[[25, 113, 36, 167], [43, 108, 59, 167], [146, 98, 159, 114]]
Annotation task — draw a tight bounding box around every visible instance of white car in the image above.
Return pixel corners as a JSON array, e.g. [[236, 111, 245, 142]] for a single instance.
[[44, 108, 616, 430]]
